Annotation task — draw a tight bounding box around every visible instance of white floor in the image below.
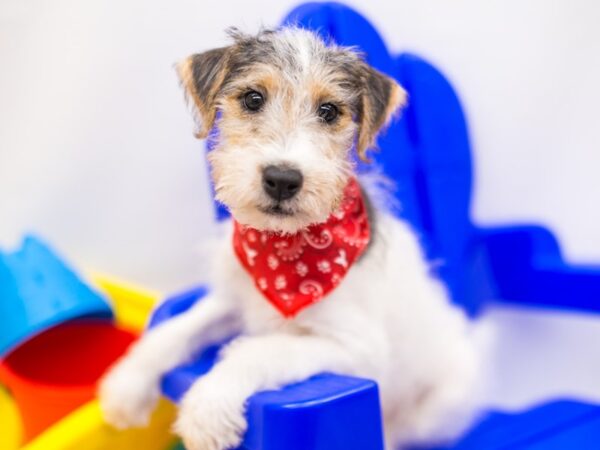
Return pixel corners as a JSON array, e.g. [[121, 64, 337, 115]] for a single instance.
[[478, 303, 600, 413]]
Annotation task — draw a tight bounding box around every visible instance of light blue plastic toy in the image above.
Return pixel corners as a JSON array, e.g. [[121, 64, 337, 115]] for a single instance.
[[0, 235, 112, 357]]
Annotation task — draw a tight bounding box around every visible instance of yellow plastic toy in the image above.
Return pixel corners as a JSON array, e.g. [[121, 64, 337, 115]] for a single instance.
[[0, 385, 23, 450], [90, 273, 161, 332], [21, 399, 178, 450]]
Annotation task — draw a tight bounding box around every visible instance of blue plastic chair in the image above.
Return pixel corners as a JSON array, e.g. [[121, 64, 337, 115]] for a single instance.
[[149, 3, 600, 448]]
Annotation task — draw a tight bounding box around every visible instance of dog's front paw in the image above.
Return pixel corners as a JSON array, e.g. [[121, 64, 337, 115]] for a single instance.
[[98, 360, 160, 429], [174, 377, 247, 450]]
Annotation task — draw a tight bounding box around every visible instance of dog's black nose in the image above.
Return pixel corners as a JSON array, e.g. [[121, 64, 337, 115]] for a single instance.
[[262, 165, 303, 201]]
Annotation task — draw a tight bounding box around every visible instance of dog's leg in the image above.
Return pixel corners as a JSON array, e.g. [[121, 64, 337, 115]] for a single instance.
[[99, 294, 240, 429], [174, 333, 357, 450]]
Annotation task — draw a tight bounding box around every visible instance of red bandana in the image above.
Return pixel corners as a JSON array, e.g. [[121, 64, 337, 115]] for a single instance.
[[232, 178, 370, 317]]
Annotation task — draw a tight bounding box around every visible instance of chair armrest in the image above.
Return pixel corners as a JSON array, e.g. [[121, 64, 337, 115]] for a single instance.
[[149, 287, 385, 450], [478, 226, 600, 312]]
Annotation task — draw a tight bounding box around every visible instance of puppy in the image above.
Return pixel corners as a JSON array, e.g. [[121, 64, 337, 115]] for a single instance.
[[99, 27, 479, 450]]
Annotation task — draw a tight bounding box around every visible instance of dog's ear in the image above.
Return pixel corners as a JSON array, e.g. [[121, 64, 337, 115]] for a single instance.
[[356, 65, 407, 161], [177, 46, 233, 139]]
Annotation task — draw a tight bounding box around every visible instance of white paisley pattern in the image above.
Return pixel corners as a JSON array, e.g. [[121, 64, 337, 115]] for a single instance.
[[331, 273, 342, 286], [316, 260, 331, 273], [334, 249, 348, 268], [302, 228, 333, 249], [273, 234, 306, 261], [242, 242, 258, 267], [295, 261, 308, 277], [274, 275, 287, 290], [299, 279, 324, 299], [257, 277, 268, 290]]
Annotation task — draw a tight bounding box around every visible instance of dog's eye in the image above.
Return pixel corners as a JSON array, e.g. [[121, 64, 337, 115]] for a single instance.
[[317, 103, 339, 123], [243, 90, 265, 112]]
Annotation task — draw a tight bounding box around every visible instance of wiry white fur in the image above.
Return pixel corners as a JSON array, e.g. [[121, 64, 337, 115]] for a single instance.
[[99, 27, 480, 450], [100, 210, 479, 449]]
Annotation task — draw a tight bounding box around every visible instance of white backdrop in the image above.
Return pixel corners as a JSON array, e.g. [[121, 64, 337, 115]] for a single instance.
[[1, 0, 599, 292]]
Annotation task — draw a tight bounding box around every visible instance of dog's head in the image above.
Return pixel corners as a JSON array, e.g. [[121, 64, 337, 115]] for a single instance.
[[178, 27, 406, 233]]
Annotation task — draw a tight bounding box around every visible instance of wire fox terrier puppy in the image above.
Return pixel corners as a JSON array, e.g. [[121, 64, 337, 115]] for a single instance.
[[99, 27, 479, 450]]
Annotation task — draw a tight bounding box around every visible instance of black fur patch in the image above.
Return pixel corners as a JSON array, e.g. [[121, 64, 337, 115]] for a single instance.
[[191, 47, 230, 107], [364, 67, 392, 130]]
